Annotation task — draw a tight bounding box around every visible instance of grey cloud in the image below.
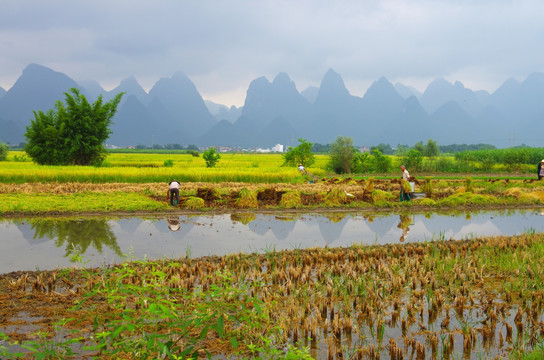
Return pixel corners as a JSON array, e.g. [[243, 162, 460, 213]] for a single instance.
[[0, 0, 544, 105]]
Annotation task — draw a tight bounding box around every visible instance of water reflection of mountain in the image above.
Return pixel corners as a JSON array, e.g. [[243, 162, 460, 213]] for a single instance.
[[15, 220, 51, 244], [117, 218, 141, 234], [246, 215, 296, 240], [365, 216, 399, 238], [413, 212, 499, 240], [316, 215, 349, 245], [24, 218, 122, 259]]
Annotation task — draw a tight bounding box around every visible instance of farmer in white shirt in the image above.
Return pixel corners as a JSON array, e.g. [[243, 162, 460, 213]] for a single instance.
[[168, 180, 181, 206], [400, 165, 411, 201]]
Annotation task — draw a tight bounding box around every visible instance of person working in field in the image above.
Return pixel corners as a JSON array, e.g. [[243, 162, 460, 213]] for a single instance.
[[298, 164, 306, 174], [400, 165, 411, 201], [168, 180, 181, 206], [538, 160, 544, 180]]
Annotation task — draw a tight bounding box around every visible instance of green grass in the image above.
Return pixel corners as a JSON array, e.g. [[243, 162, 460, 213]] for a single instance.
[[0, 192, 169, 214]]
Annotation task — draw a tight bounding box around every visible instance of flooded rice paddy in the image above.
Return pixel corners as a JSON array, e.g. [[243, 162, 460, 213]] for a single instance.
[[2, 209, 544, 359], [0, 208, 543, 274]]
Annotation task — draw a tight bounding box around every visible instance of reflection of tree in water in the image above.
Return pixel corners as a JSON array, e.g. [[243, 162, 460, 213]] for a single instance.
[[318, 214, 348, 245], [30, 218, 122, 260]]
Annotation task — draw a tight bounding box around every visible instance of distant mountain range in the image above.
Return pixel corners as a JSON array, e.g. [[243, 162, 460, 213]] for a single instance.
[[1, 63, 543, 148]]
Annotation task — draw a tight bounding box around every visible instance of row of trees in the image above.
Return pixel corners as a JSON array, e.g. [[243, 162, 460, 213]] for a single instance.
[[283, 137, 435, 174], [284, 137, 544, 174], [370, 142, 496, 155]]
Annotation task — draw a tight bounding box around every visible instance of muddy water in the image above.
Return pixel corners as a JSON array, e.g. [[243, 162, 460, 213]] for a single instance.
[[1, 208, 543, 274]]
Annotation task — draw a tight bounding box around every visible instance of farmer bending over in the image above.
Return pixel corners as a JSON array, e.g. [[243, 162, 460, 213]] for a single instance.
[[168, 180, 181, 206]]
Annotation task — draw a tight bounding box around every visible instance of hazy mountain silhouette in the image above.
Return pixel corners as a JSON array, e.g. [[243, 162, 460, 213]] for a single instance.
[[205, 100, 241, 123], [394, 83, 421, 99], [420, 78, 487, 118], [147, 72, 217, 138], [110, 76, 148, 105], [241, 72, 312, 134], [428, 101, 476, 144], [0, 64, 78, 144], [300, 86, 319, 104], [1, 63, 544, 147], [110, 95, 156, 146], [78, 79, 107, 101], [196, 119, 252, 147], [310, 69, 363, 143]]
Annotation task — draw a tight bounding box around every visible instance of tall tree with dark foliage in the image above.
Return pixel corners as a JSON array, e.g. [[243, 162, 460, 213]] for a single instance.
[[25, 88, 123, 165]]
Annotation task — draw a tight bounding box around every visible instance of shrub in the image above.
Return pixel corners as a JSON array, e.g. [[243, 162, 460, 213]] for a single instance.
[[352, 152, 373, 173], [13, 154, 28, 162], [372, 149, 392, 173], [282, 138, 315, 168], [328, 136, 355, 174], [163, 159, 174, 167], [203, 147, 220, 168], [434, 157, 456, 173], [402, 150, 423, 171]]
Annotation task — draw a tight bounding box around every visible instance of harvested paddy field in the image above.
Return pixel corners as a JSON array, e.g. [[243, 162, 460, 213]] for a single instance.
[[1, 232, 544, 359], [1, 177, 544, 215]]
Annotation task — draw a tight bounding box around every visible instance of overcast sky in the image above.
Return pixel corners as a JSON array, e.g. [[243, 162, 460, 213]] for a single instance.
[[1, 0, 543, 107]]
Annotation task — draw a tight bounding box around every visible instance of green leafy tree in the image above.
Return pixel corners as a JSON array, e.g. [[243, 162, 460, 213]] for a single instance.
[[24, 88, 123, 165], [203, 147, 221, 167], [402, 149, 423, 171], [371, 149, 392, 173], [0, 142, 8, 161], [329, 136, 356, 174], [414, 141, 425, 154], [424, 138, 440, 157], [311, 143, 331, 153], [352, 152, 373, 173], [282, 138, 315, 167]]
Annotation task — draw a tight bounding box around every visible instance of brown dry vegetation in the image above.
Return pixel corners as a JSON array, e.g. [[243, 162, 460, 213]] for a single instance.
[[2, 177, 544, 214], [2, 233, 544, 359]]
